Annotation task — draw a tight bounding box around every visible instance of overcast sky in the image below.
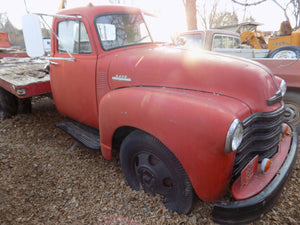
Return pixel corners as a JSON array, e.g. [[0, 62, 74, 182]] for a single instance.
[[2, 0, 288, 31]]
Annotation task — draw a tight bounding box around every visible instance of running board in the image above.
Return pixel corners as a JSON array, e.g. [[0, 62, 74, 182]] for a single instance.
[[55, 119, 100, 151]]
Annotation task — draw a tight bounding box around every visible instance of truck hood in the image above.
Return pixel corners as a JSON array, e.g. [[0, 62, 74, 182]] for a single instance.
[[107, 45, 281, 113]]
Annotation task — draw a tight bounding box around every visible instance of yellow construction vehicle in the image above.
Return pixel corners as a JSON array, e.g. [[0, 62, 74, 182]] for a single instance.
[[268, 21, 300, 50], [215, 21, 300, 58]]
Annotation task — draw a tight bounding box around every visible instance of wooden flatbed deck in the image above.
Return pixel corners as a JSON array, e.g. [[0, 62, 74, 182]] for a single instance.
[[0, 58, 51, 98]]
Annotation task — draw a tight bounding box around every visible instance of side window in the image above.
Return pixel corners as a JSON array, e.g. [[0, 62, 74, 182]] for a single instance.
[[212, 35, 222, 49], [212, 34, 241, 49], [232, 37, 241, 48], [57, 20, 92, 54]]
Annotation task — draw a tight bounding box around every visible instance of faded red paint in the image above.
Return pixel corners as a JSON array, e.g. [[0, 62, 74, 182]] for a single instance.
[[46, 5, 292, 203]]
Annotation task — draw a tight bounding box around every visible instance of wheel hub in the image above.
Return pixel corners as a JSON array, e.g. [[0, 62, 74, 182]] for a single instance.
[[138, 168, 156, 193], [273, 50, 297, 59], [133, 152, 174, 195], [141, 169, 152, 184]]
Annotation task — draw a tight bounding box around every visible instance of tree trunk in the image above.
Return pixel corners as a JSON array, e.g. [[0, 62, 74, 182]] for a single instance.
[[183, 0, 197, 30]]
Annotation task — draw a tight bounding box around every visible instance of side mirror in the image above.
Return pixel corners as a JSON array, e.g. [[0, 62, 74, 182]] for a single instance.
[[22, 14, 45, 57]]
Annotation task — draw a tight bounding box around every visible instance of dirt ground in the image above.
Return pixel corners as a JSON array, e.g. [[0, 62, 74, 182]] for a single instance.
[[0, 97, 299, 225]]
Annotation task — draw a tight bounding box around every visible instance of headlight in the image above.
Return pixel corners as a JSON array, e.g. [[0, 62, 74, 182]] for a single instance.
[[225, 119, 243, 153], [279, 80, 287, 97]]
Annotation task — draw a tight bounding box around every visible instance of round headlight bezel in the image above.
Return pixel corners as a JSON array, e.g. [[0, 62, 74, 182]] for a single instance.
[[225, 119, 244, 154]]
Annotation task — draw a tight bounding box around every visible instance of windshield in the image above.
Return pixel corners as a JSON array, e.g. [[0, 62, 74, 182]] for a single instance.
[[95, 12, 172, 50], [95, 13, 152, 50]]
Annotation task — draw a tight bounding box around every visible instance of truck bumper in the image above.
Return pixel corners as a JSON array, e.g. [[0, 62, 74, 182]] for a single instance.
[[212, 125, 298, 225]]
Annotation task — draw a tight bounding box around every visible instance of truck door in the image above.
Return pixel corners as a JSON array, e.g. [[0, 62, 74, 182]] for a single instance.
[[50, 19, 98, 127]]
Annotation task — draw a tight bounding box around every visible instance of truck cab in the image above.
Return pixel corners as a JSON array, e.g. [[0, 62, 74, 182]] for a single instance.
[[21, 5, 298, 224], [175, 29, 270, 58]]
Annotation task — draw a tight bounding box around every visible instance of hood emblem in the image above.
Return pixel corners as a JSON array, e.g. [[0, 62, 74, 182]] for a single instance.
[[112, 74, 132, 82]]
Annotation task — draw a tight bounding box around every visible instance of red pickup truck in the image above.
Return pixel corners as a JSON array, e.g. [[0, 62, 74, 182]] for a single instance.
[[1, 5, 298, 224]]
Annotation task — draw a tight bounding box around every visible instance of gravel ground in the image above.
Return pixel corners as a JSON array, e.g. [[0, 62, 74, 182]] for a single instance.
[[0, 97, 299, 225]]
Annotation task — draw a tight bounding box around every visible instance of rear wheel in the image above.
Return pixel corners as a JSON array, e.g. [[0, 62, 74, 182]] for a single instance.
[[18, 98, 32, 114], [120, 130, 194, 214], [0, 88, 32, 119], [268, 45, 300, 59], [0, 87, 18, 119]]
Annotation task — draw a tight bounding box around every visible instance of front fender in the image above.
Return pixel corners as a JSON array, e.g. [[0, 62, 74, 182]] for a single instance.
[[99, 87, 251, 201]]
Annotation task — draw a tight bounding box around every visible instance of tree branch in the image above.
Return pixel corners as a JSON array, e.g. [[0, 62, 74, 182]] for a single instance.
[[271, 0, 290, 21], [232, 0, 267, 6]]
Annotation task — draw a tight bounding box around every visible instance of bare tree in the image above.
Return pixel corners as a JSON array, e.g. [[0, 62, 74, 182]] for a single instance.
[[211, 11, 239, 28], [232, 0, 267, 6], [182, 0, 198, 30], [0, 13, 8, 30], [0, 13, 25, 47], [197, 0, 219, 29], [196, 0, 239, 29], [232, 0, 300, 28], [275, 0, 300, 28], [290, 0, 300, 28]]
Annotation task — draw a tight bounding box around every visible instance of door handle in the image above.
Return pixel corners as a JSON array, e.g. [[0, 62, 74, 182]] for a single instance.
[[50, 61, 59, 65]]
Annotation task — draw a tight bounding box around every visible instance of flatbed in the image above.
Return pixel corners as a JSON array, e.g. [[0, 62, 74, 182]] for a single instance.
[[0, 58, 51, 98]]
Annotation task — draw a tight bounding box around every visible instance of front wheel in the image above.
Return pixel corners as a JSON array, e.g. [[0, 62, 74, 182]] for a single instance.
[[120, 130, 194, 214], [284, 91, 300, 133]]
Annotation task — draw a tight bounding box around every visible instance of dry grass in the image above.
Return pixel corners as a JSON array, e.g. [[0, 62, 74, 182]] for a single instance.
[[0, 97, 299, 225]]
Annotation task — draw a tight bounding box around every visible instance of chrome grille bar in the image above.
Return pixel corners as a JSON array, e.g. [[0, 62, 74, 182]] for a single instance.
[[232, 106, 285, 179]]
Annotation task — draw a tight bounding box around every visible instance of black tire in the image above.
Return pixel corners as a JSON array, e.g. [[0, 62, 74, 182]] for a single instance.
[[268, 45, 300, 59], [18, 98, 32, 114], [0, 87, 18, 119], [120, 130, 194, 214], [284, 91, 300, 133]]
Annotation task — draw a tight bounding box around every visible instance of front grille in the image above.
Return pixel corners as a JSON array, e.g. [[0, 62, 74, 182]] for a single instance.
[[232, 106, 285, 179]]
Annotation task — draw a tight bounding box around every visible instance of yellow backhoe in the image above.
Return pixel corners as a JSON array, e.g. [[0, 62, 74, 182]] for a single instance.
[[215, 21, 300, 58]]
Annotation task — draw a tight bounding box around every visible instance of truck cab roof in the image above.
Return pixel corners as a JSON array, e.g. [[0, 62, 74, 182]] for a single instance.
[[57, 5, 143, 18]]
